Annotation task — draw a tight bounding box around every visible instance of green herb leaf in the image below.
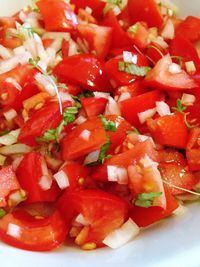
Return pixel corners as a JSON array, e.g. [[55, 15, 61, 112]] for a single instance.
[[126, 128, 140, 135], [0, 208, 6, 218], [172, 98, 187, 113], [134, 192, 162, 208], [118, 61, 151, 77], [128, 24, 139, 34], [99, 115, 117, 132]]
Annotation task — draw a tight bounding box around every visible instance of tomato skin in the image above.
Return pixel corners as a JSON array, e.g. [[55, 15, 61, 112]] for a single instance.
[[61, 117, 107, 160], [127, 22, 150, 50], [120, 90, 161, 127], [36, 0, 78, 32], [18, 101, 71, 146], [70, 0, 106, 21], [91, 139, 157, 182], [186, 128, 200, 171], [146, 43, 167, 64], [148, 113, 188, 149], [175, 16, 200, 42], [130, 187, 178, 227], [16, 152, 60, 204], [77, 24, 112, 59], [128, 0, 163, 29], [0, 166, 21, 208], [61, 39, 69, 58], [102, 10, 131, 49], [170, 33, 200, 70], [53, 54, 113, 92], [115, 81, 146, 98], [57, 189, 129, 246], [145, 55, 198, 90], [0, 209, 67, 251], [81, 97, 108, 118], [105, 54, 149, 88]]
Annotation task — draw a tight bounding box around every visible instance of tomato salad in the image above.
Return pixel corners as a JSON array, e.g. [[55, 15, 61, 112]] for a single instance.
[[0, 0, 200, 252]]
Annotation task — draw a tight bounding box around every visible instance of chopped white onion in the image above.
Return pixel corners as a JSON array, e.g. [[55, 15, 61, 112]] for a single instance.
[[3, 109, 17, 121], [0, 56, 19, 74], [123, 51, 133, 63], [38, 175, 52, 191], [84, 150, 100, 165], [185, 61, 196, 74], [138, 108, 156, 124], [59, 92, 74, 103], [7, 224, 21, 238], [168, 63, 181, 74], [140, 154, 159, 168], [0, 129, 21, 146], [181, 93, 196, 106], [107, 166, 128, 185], [93, 92, 110, 99], [41, 158, 49, 176], [118, 92, 131, 102], [75, 116, 87, 125], [173, 204, 188, 216], [0, 45, 12, 59], [8, 189, 26, 206], [75, 213, 88, 226], [53, 170, 70, 189], [102, 218, 140, 249], [79, 130, 91, 141], [0, 144, 32, 155], [5, 78, 22, 92], [153, 36, 169, 49], [35, 73, 56, 96], [85, 6, 92, 14], [156, 101, 171, 116], [42, 32, 70, 40], [12, 156, 24, 171], [68, 39, 79, 56], [105, 96, 121, 116], [161, 19, 174, 40]]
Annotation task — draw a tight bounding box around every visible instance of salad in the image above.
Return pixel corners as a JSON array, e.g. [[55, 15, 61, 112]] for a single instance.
[[0, 0, 200, 252]]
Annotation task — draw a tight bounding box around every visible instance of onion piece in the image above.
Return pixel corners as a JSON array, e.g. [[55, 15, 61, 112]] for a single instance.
[[181, 93, 196, 106], [105, 96, 121, 116], [8, 189, 26, 206], [102, 218, 140, 249], [84, 150, 100, 165], [35, 73, 56, 96], [12, 156, 24, 171], [79, 130, 91, 141], [0, 144, 32, 155], [185, 61, 196, 74], [75, 213, 88, 226], [138, 108, 156, 124], [0, 129, 21, 146], [93, 92, 110, 99], [0, 45, 12, 59], [107, 166, 128, 185], [156, 101, 171, 116], [42, 32, 70, 40], [38, 175, 52, 191], [0, 56, 19, 74], [5, 78, 22, 92], [118, 92, 131, 102], [168, 63, 181, 74], [3, 109, 17, 121], [53, 170, 70, 189], [0, 154, 6, 166], [7, 223, 21, 238], [172, 204, 188, 216], [75, 116, 87, 125], [161, 19, 174, 40], [123, 51, 133, 63], [153, 36, 168, 49]]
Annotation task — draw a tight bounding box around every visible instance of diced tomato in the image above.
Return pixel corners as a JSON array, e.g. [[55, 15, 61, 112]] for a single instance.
[[128, 0, 163, 29], [130, 187, 178, 227], [61, 117, 107, 160], [102, 10, 131, 49], [170, 33, 200, 70], [127, 22, 150, 50], [77, 24, 112, 59], [175, 16, 200, 42], [18, 101, 71, 146], [148, 112, 188, 149], [53, 54, 113, 92], [146, 43, 167, 64], [81, 97, 108, 118], [36, 0, 78, 32], [0, 209, 67, 251], [57, 189, 129, 246], [60, 162, 89, 190], [16, 152, 60, 203], [77, 8, 97, 24], [61, 39, 69, 59], [186, 128, 200, 171], [0, 166, 21, 208], [145, 55, 198, 90], [105, 115, 133, 153], [91, 139, 157, 182], [105, 53, 149, 88], [70, 0, 106, 21], [115, 81, 146, 98], [120, 90, 160, 127]]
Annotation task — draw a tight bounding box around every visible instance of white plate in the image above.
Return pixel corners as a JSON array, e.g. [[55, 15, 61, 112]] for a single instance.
[[0, 1, 200, 266]]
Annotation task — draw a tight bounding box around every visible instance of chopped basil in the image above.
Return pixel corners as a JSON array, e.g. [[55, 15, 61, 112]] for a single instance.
[[99, 115, 117, 132], [126, 128, 140, 135], [134, 192, 162, 208], [118, 61, 151, 77], [0, 208, 6, 218]]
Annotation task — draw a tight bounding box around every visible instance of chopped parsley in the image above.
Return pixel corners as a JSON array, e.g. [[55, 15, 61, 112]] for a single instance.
[[99, 115, 117, 132], [0, 208, 6, 218], [134, 192, 162, 208], [118, 61, 151, 77], [126, 128, 140, 135], [172, 98, 196, 129], [128, 24, 139, 34]]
